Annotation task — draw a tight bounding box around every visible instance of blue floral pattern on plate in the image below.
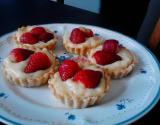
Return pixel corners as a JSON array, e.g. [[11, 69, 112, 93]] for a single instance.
[[56, 52, 73, 62], [0, 92, 8, 99], [116, 98, 133, 110], [140, 68, 147, 74], [65, 112, 76, 121]]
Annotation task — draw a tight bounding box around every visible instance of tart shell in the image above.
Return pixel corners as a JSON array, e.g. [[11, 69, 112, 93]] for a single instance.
[[12, 26, 58, 51], [48, 59, 110, 108], [63, 40, 100, 56], [3, 50, 59, 87], [88, 47, 137, 79]]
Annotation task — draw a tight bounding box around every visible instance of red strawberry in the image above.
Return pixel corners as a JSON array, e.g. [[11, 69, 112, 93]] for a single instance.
[[59, 60, 81, 81], [10, 48, 34, 63], [39, 32, 54, 42], [93, 50, 121, 65], [24, 52, 51, 73], [73, 69, 102, 88], [79, 27, 93, 37], [20, 32, 39, 44], [30, 27, 46, 36], [84, 29, 93, 37], [102, 39, 119, 53], [70, 28, 86, 44]]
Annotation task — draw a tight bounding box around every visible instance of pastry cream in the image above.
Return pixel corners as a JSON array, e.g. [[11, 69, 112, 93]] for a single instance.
[[88, 45, 134, 70], [15, 26, 57, 46], [49, 66, 107, 97], [3, 49, 55, 78], [63, 31, 102, 48]]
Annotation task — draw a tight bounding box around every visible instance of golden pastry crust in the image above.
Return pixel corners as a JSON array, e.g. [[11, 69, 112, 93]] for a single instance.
[[12, 26, 58, 51], [48, 58, 110, 108], [63, 29, 102, 56], [3, 49, 59, 87], [63, 42, 89, 56], [107, 49, 137, 79], [88, 46, 137, 79]]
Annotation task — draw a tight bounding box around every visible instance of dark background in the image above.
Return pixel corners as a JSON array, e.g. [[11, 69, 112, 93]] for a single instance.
[[0, 0, 159, 125]]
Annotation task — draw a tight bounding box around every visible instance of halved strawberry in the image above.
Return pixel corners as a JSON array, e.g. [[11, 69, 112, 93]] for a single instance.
[[39, 32, 54, 42], [10, 48, 34, 63], [79, 27, 93, 37], [24, 52, 51, 73], [102, 39, 119, 53], [93, 50, 121, 65], [73, 69, 102, 88], [20, 32, 39, 44], [30, 27, 46, 36], [59, 60, 81, 81], [84, 29, 93, 37], [70, 28, 86, 44]]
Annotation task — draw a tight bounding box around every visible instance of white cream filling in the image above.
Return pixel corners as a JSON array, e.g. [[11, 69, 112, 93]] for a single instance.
[[63, 31, 102, 48], [4, 49, 55, 79], [88, 45, 134, 70], [50, 66, 106, 97], [16, 26, 56, 46]]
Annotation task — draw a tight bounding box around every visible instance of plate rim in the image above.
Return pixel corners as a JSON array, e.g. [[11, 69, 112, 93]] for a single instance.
[[0, 23, 160, 125], [115, 45, 160, 125]]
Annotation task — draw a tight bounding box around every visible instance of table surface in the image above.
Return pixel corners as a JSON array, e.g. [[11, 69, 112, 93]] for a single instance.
[[0, 0, 159, 125]]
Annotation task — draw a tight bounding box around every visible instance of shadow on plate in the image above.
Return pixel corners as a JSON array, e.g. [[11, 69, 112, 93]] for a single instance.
[[100, 79, 127, 105]]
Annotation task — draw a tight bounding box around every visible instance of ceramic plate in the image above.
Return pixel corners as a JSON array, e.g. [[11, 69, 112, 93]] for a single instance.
[[0, 24, 159, 125]]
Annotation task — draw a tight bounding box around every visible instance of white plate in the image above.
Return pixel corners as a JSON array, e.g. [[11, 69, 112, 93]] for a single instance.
[[0, 24, 159, 125]]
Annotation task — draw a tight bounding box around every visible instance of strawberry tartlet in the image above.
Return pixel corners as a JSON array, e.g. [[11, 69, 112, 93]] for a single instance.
[[3, 48, 58, 87], [48, 59, 110, 108], [88, 39, 137, 79], [63, 27, 102, 56], [13, 26, 57, 51]]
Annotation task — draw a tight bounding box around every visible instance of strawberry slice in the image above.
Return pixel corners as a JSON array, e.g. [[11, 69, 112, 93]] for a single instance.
[[102, 39, 119, 53], [73, 69, 102, 88], [59, 60, 81, 81], [24, 52, 51, 73], [31, 27, 46, 36], [84, 29, 93, 37], [79, 27, 93, 37], [70, 28, 86, 44], [39, 32, 54, 42], [93, 50, 121, 65], [10, 48, 34, 63], [20, 32, 39, 44]]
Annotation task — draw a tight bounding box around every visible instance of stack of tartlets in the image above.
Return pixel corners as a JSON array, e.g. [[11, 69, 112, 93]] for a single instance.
[[3, 26, 137, 108]]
